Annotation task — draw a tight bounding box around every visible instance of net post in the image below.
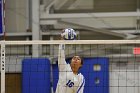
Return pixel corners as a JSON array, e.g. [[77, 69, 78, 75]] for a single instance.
[[1, 41, 5, 93]]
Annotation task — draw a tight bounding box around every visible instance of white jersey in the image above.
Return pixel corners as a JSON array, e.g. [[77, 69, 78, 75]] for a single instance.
[[55, 44, 85, 93]]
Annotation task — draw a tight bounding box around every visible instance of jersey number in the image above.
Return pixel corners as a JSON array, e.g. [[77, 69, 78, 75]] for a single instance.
[[66, 80, 74, 88]]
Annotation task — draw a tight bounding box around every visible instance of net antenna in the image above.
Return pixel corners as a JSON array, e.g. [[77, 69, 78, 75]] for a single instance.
[[1, 42, 5, 93]]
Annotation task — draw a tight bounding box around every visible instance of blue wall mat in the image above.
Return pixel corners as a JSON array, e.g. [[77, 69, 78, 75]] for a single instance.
[[22, 58, 51, 93], [52, 57, 109, 93], [81, 57, 109, 93]]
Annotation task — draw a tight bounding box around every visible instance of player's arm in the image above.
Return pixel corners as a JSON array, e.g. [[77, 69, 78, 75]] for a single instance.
[[58, 44, 67, 71]]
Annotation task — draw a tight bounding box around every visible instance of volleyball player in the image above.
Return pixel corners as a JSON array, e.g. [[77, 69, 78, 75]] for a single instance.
[[55, 36, 85, 93]]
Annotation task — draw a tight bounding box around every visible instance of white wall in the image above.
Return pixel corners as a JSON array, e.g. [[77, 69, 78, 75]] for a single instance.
[[110, 62, 139, 93], [5, 0, 28, 32]]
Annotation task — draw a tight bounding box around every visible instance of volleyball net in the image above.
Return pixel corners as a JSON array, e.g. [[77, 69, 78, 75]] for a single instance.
[[1, 40, 140, 93]]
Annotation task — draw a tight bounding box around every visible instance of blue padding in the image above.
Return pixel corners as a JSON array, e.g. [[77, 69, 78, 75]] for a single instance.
[[81, 57, 109, 93], [22, 58, 51, 93], [52, 57, 109, 93]]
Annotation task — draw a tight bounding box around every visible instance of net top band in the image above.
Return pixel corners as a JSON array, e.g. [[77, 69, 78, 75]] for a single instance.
[[0, 40, 140, 45]]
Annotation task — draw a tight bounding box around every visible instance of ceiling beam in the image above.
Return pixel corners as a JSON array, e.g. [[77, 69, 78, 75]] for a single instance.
[[59, 0, 77, 9], [40, 20, 58, 25], [41, 12, 140, 19], [58, 20, 126, 39]]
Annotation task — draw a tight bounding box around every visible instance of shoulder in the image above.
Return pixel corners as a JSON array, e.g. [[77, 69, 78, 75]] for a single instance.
[[78, 73, 85, 80], [78, 73, 84, 77], [78, 73, 85, 86]]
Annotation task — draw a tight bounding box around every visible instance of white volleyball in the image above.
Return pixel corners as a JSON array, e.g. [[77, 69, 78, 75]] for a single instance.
[[61, 28, 77, 40]]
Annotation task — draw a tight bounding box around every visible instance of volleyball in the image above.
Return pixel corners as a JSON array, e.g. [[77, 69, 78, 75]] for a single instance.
[[61, 28, 77, 40]]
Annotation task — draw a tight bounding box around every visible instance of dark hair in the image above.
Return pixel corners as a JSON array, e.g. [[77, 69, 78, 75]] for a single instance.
[[67, 56, 84, 65], [79, 57, 84, 65]]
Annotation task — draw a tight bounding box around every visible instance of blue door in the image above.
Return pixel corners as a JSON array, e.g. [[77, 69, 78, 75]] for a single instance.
[[81, 57, 109, 93]]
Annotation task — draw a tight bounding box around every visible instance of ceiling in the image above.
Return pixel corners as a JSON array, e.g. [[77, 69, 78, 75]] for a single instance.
[[40, 0, 140, 40]]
